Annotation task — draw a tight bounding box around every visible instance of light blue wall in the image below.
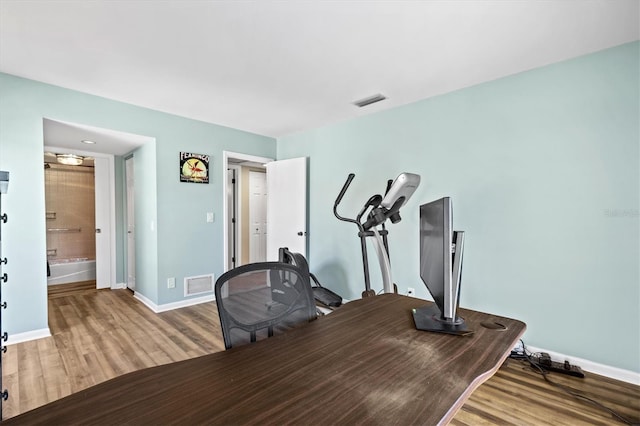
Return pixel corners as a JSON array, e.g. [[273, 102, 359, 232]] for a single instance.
[[1, 42, 637, 373], [278, 42, 640, 373], [132, 141, 159, 302], [0, 73, 275, 335]]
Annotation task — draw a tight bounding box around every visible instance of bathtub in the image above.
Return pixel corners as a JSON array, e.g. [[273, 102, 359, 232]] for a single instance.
[[47, 258, 96, 286]]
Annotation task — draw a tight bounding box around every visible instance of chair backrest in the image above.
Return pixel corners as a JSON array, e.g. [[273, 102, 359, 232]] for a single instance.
[[279, 247, 310, 275], [278, 247, 343, 308], [215, 262, 317, 349]]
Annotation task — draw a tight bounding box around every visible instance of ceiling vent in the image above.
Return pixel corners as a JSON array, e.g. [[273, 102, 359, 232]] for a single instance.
[[353, 94, 387, 108]]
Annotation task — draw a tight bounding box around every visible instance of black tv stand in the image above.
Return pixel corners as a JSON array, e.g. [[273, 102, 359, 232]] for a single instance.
[[412, 305, 474, 336]]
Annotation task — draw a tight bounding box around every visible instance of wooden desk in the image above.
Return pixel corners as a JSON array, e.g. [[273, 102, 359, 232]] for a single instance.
[[5, 294, 525, 425]]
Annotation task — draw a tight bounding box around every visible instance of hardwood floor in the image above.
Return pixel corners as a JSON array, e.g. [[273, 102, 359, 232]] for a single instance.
[[3, 285, 223, 419], [2, 285, 639, 424], [47, 280, 97, 298], [453, 360, 639, 425]]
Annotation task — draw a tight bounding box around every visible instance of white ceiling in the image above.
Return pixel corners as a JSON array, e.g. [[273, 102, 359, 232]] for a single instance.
[[1, 0, 638, 139], [43, 118, 155, 156]]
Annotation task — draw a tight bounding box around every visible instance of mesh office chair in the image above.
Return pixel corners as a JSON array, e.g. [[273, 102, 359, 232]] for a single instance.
[[215, 262, 317, 349]]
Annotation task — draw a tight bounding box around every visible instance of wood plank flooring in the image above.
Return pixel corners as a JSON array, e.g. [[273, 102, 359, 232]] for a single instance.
[[2, 284, 639, 424]]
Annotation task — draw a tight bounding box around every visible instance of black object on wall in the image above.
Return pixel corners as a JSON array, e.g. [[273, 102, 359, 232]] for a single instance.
[[0, 170, 10, 419]]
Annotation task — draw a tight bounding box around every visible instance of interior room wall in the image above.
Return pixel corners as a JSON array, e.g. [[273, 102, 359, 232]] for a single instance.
[[277, 42, 639, 373], [0, 72, 275, 337]]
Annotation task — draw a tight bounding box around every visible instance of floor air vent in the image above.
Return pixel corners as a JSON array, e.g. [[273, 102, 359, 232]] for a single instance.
[[184, 274, 214, 297]]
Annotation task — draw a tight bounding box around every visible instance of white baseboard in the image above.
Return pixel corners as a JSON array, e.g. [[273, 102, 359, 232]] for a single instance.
[[134, 292, 215, 313], [523, 344, 640, 385], [6, 328, 51, 345], [111, 282, 126, 289]]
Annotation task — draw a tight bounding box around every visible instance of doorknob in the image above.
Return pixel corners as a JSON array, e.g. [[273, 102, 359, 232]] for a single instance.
[[96, 228, 101, 234], [297, 231, 306, 236]]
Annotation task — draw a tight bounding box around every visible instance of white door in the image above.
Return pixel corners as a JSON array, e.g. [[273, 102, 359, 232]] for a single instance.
[[125, 156, 136, 290], [266, 157, 307, 261], [94, 156, 112, 289], [249, 171, 267, 262]]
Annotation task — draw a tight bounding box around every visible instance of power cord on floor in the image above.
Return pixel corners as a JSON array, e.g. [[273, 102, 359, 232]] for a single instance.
[[508, 340, 639, 426]]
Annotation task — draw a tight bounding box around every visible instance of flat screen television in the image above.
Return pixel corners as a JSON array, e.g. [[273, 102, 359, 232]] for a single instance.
[[412, 197, 472, 335]]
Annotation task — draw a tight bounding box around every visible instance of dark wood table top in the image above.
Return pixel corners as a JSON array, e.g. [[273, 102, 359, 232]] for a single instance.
[[5, 294, 525, 425]]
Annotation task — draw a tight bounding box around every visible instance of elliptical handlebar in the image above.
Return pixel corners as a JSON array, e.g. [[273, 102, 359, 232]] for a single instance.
[[334, 173, 358, 224], [333, 173, 376, 296], [334, 174, 385, 229], [356, 195, 382, 224], [335, 173, 354, 206]]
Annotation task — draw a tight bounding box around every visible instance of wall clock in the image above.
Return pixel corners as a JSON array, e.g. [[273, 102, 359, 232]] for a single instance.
[[180, 152, 210, 184]]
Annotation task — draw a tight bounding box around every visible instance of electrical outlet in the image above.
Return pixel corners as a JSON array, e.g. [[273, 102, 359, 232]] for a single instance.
[[407, 287, 415, 297], [167, 277, 176, 289]]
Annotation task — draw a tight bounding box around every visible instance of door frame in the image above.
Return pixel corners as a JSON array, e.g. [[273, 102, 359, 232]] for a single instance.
[[226, 165, 240, 270], [222, 151, 273, 273], [125, 155, 135, 290], [44, 145, 116, 289]]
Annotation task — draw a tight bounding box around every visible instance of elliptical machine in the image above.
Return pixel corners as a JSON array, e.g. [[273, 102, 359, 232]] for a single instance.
[[333, 172, 421, 297]]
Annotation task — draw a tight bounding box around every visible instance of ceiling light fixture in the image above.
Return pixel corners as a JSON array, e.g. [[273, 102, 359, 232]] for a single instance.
[[81, 140, 96, 144], [56, 154, 84, 166], [353, 94, 387, 108]]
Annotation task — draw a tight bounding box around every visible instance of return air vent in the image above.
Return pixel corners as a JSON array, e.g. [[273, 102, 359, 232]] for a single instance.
[[184, 273, 214, 297], [353, 93, 387, 108]]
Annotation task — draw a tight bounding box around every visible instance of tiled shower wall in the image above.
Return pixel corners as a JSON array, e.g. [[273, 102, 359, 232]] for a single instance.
[[45, 163, 96, 261]]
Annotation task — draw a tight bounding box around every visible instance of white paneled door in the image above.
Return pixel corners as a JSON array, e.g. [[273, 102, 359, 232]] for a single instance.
[[94, 156, 112, 289], [266, 157, 307, 261], [249, 171, 267, 262]]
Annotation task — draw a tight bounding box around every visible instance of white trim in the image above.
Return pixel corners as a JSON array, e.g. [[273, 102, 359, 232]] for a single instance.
[[125, 155, 136, 291], [524, 344, 640, 385], [134, 292, 215, 313], [6, 328, 51, 345], [111, 282, 127, 289], [227, 164, 241, 270], [222, 151, 274, 273]]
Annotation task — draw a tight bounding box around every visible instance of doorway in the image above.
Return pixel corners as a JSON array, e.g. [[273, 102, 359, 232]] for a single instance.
[[44, 154, 97, 287], [43, 118, 154, 294], [223, 151, 271, 271], [44, 146, 115, 290], [223, 152, 308, 272]]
